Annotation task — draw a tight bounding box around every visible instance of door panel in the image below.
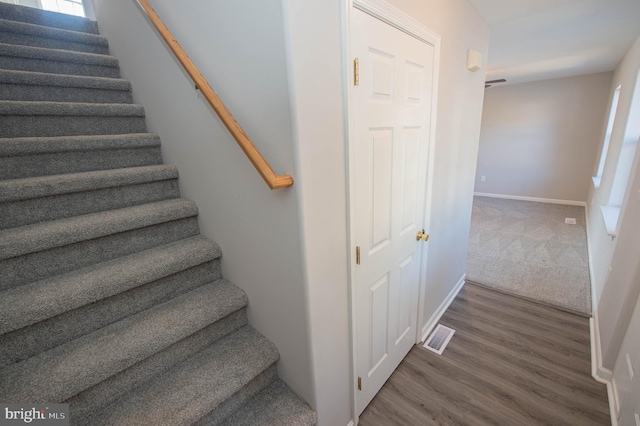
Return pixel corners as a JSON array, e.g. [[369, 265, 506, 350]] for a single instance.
[[352, 6, 435, 414], [370, 128, 394, 250]]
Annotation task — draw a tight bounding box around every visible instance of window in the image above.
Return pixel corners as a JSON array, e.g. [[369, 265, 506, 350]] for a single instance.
[[0, 0, 85, 17], [41, 0, 85, 17], [600, 70, 640, 236], [593, 85, 621, 188]]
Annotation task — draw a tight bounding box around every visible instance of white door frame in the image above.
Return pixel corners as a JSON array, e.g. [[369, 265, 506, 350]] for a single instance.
[[344, 0, 440, 421]]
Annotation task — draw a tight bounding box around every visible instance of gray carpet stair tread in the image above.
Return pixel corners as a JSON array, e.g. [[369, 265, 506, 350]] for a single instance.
[[0, 18, 108, 47], [91, 326, 280, 426], [0, 100, 143, 116], [0, 198, 197, 260], [0, 133, 160, 156], [0, 42, 117, 66], [0, 69, 130, 91], [0, 280, 248, 403], [0, 164, 178, 202], [0, 2, 98, 34], [221, 379, 316, 426], [0, 235, 221, 335]]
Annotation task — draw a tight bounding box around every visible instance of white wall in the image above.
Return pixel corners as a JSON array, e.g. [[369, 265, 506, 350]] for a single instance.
[[282, 1, 351, 425], [384, 0, 490, 329], [91, 0, 314, 407], [474, 72, 613, 202], [591, 34, 640, 371], [610, 287, 640, 423]]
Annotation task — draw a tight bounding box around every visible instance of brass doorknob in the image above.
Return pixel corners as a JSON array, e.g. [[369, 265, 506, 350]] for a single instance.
[[416, 229, 429, 242]]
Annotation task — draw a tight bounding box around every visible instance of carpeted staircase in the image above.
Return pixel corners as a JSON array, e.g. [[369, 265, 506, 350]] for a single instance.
[[0, 3, 315, 425]]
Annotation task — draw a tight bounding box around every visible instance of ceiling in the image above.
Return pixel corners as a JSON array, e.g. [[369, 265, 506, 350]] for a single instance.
[[467, 0, 640, 86]]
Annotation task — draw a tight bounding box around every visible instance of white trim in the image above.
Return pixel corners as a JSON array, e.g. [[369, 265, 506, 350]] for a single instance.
[[421, 275, 465, 342], [590, 315, 614, 383], [353, 0, 440, 46], [584, 202, 597, 316], [591, 314, 618, 426], [599, 205, 620, 237], [416, 16, 440, 348], [611, 377, 621, 420], [592, 175, 602, 189], [343, 2, 358, 425], [473, 192, 586, 207], [606, 381, 619, 426]]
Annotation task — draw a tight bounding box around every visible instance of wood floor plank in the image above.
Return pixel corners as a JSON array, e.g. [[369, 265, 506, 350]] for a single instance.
[[359, 283, 610, 426], [443, 307, 593, 377]]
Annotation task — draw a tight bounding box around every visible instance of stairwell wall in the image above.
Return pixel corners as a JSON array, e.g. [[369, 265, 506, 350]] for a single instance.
[[90, 0, 314, 409]]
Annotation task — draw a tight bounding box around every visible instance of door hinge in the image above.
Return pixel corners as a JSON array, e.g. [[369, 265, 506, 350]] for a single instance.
[[358, 376, 362, 391], [356, 246, 361, 265], [354, 58, 359, 86]]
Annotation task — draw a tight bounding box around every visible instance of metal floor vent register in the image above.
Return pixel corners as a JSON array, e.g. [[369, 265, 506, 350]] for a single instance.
[[423, 324, 456, 355]]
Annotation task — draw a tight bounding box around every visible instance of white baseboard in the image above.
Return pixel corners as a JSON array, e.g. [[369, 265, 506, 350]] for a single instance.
[[473, 192, 586, 207], [421, 274, 465, 342], [590, 315, 613, 383], [606, 381, 619, 426], [584, 204, 597, 316]]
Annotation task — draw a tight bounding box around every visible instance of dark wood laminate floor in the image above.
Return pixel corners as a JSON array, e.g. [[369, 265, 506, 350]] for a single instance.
[[359, 282, 610, 426]]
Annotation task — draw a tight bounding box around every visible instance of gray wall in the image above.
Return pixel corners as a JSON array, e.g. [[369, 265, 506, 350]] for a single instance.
[[475, 72, 613, 202], [589, 34, 640, 371], [91, 0, 314, 408]]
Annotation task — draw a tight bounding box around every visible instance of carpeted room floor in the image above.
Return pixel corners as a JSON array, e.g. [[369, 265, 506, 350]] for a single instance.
[[466, 196, 592, 316]]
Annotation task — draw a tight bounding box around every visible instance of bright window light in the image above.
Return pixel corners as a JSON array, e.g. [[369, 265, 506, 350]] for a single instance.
[[594, 85, 621, 187], [608, 72, 640, 209], [41, 0, 85, 17]]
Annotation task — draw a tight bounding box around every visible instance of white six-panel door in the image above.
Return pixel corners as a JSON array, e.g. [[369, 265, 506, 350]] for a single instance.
[[351, 6, 435, 414]]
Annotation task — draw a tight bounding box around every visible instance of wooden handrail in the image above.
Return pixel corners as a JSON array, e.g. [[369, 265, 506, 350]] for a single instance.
[[136, 0, 293, 190]]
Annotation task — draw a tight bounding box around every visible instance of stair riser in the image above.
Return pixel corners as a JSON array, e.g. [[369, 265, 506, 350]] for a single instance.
[[0, 147, 163, 180], [1, 218, 201, 290], [0, 261, 222, 368], [1, 179, 180, 229], [86, 327, 278, 426], [0, 3, 99, 34], [0, 32, 109, 55], [68, 309, 248, 426], [194, 365, 279, 426], [0, 56, 119, 77], [0, 115, 146, 137], [0, 83, 133, 103]]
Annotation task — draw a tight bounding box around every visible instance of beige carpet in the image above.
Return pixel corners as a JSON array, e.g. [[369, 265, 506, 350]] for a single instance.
[[466, 196, 592, 316]]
